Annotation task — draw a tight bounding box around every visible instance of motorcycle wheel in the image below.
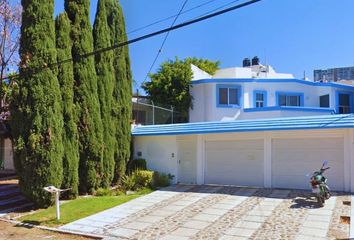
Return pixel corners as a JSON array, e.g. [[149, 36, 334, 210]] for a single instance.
[[316, 196, 324, 207], [325, 191, 331, 200]]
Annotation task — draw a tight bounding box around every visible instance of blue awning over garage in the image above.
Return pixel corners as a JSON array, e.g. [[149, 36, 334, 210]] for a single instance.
[[132, 114, 354, 136]]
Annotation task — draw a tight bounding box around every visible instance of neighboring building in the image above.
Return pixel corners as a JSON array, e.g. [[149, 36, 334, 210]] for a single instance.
[[132, 58, 354, 192], [314, 66, 354, 82], [190, 58, 354, 122]]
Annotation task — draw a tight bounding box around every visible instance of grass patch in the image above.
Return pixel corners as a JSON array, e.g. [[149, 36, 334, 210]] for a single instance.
[[18, 188, 152, 227]]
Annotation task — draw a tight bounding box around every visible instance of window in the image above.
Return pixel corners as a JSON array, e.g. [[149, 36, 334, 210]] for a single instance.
[[217, 85, 241, 107], [338, 93, 350, 114], [319, 94, 329, 108], [277, 92, 303, 107], [254, 90, 267, 108]]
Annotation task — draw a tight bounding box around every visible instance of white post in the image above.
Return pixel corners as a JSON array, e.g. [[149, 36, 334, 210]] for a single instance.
[[264, 132, 272, 188], [344, 130, 351, 192], [196, 135, 205, 185], [55, 191, 60, 221]]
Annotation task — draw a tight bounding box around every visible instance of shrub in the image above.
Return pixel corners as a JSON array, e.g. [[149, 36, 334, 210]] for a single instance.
[[127, 158, 147, 173], [94, 188, 112, 196], [133, 170, 154, 188], [121, 174, 136, 191], [153, 172, 174, 188]]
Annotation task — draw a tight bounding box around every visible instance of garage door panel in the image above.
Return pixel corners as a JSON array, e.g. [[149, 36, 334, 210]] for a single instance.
[[272, 137, 344, 191], [205, 139, 264, 187]]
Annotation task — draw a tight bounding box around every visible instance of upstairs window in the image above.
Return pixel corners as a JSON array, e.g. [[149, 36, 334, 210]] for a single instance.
[[319, 94, 329, 108], [277, 92, 303, 107], [254, 91, 267, 108], [338, 93, 351, 114], [217, 85, 241, 107]]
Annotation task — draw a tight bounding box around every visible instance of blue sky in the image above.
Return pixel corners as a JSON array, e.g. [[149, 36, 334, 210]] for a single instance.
[[54, 0, 354, 91]]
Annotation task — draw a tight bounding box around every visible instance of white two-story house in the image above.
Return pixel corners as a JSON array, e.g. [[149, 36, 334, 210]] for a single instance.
[[190, 59, 354, 122], [133, 58, 354, 193]]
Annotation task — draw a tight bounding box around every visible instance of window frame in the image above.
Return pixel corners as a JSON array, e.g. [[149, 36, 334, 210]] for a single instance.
[[216, 84, 242, 108], [253, 90, 267, 108], [275, 91, 304, 107]]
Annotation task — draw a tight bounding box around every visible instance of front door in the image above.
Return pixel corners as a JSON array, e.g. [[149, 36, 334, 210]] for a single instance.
[[177, 139, 197, 184]]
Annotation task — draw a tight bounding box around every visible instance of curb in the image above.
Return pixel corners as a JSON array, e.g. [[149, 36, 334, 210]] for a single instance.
[[0, 217, 104, 239], [350, 195, 354, 239]]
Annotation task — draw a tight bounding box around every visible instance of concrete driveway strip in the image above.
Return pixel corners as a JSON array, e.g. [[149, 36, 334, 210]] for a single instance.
[[60, 185, 194, 234]]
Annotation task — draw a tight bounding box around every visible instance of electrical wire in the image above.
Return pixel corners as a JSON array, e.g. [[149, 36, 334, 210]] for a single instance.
[[141, 0, 189, 86], [2, 0, 261, 82], [127, 0, 217, 35]]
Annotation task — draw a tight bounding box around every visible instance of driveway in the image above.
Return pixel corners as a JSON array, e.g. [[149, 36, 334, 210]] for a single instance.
[[60, 185, 350, 240]]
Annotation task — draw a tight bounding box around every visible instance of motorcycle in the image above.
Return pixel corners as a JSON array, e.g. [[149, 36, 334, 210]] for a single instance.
[[308, 160, 331, 207]]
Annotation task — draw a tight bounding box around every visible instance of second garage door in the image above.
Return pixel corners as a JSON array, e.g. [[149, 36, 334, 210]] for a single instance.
[[272, 137, 344, 191], [205, 139, 264, 187]]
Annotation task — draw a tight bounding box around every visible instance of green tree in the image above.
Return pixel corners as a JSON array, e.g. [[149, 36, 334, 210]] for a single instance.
[[106, 0, 132, 183], [65, 0, 103, 193], [143, 57, 220, 121], [93, 0, 115, 188], [55, 12, 79, 198], [10, 0, 64, 207]]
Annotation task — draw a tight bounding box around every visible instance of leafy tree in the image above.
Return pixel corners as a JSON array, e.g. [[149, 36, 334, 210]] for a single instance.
[[106, 0, 132, 183], [143, 57, 220, 121], [0, 0, 21, 110], [93, 0, 115, 188], [11, 0, 63, 207], [65, 0, 104, 193], [55, 12, 79, 198]]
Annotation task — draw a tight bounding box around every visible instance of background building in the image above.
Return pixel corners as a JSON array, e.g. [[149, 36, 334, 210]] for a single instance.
[[314, 66, 354, 82]]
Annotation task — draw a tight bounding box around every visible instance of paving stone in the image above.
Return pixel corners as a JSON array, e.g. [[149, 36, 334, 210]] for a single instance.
[[306, 214, 332, 222], [295, 234, 327, 240], [225, 227, 255, 237], [150, 209, 174, 217], [173, 200, 196, 206], [160, 235, 190, 240], [249, 209, 273, 216], [235, 221, 262, 229], [202, 208, 229, 216], [123, 221, 151, 230], [302, 221, 330, 230], [192, 213, 221, 222], [108, 228, 138, 238], [183, 220, 211, 230], [170, 227, 200, 237], [299, 226, 328, 237], [219, 234, 248, 240], [308, 209, 333, 216], [213, 203, 238, 210], [138, 215, 165, 223], [243, 215, 268, 223]]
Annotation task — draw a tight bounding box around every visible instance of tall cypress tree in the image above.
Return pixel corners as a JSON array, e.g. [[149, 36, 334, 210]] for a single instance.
[[55, 13, 79, 198], [106, 0, 132, 182], [65, 0, 104, 193], [93, 0, 115, 188], [10, 0, 63, 207]]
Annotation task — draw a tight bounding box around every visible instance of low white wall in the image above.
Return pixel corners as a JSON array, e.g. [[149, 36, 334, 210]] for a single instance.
[[134, 135, 178, 184]]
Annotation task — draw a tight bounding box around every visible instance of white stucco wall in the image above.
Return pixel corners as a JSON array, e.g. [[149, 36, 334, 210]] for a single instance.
[[133, 135, 178, 184], [189, 81, 347, 122], [134, 128, 353, 192]]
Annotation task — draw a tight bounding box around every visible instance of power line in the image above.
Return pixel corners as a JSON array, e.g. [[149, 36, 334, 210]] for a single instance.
[[2, 0, 261, 82], [142, 0, 189, 86], [127, 0, 217, 35], [195, 0, 242, 18]]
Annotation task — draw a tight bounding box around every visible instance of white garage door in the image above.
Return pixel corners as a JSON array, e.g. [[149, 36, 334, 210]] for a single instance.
[[205, 139, 264, 187], [272, 137, 344, 191]]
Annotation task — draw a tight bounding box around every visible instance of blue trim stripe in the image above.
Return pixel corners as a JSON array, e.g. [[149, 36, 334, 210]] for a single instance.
[[243, 106, 335, 113], [132, 114, 354, 136], [191, 78, 354, 91]]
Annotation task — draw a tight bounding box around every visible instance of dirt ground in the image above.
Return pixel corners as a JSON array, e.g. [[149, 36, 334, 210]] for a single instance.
[[0, 220, 97, 240]]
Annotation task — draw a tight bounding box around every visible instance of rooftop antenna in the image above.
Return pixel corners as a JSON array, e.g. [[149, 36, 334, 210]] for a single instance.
[[303, 70, 306, 80]]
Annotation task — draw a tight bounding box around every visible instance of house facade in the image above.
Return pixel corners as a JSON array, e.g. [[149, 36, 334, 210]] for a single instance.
[[190, 61, 354, 122], [132, 59, 354, 193]]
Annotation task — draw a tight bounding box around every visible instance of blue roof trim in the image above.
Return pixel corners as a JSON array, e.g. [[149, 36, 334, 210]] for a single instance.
[[244, 106, 336, 113], [132, 114, 354, 136], [191, 78, 354, 91]]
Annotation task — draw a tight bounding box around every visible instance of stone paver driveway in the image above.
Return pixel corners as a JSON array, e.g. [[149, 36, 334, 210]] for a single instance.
[[60, 185, 350, 239]]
